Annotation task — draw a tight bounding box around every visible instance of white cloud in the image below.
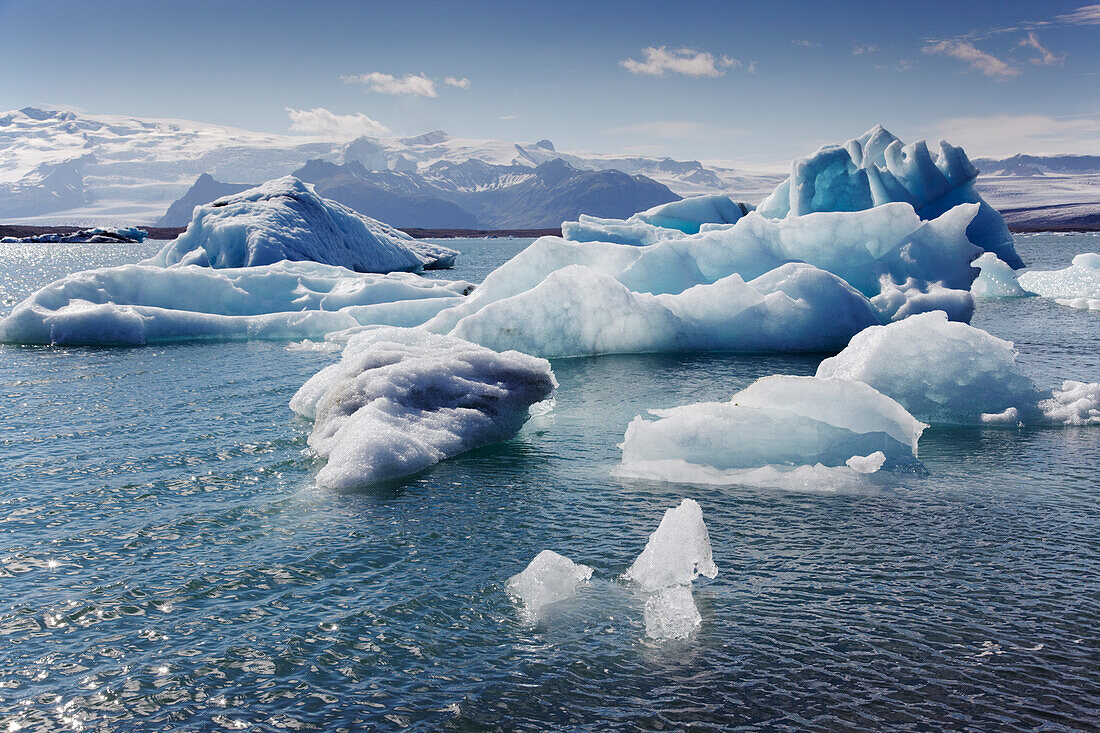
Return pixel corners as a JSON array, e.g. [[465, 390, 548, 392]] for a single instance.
[[341, 72, 437, 97], [444, 76, 471, 89], [285, 107, 390, 139], [608, 120, 746, 140], [928, 113, 1100, 156], [747, 61, 756, 74], [922, 40, 1019, 79], [621, 46, 740, 77], [791, 39, 819, 48], [1056, 3, 1100, 25], [1019, 32, 1065, 66], [499, 114, 518, 120], [853, 44, 879, 55]]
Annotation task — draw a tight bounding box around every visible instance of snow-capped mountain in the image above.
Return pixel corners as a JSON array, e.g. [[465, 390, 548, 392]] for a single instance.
[[0, 106, 781, 226]]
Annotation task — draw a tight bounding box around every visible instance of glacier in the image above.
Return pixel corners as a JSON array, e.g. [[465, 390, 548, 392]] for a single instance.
[[756, 125, 1024, 269], [625, 498, 717, 640], [145, 176, 457, 272], [289, 327, 556, 488], [618, 376, 925, 489], [0, 261, 471, 346], [816, 311, 1100, 426], [507, 550, 593, 620]]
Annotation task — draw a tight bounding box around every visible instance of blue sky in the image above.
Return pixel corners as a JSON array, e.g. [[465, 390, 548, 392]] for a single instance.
[[1, 0, 1098, 164]]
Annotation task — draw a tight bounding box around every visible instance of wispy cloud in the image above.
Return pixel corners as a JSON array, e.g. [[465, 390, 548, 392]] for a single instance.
[[929, 113, 1100, 156], [1019, 32, 1065, 66], [341, 72, 438, 97], [499, 114, 518, 120], [621, 46, 740, 77], [285, 107, 390, 139], [791, 39, 819, 48], [922, 40, 1019, 79], [608, 120, 746, 140], [444, 76, 471, 89], [853, 44, 879, 55], [1055, 3, 1100, 26]]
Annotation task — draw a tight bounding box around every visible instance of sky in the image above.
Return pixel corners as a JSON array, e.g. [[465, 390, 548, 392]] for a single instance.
[[1, 0, 1099, 166]]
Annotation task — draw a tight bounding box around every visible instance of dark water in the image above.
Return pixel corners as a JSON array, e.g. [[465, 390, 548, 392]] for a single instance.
[[0, 235, 1097, 731]]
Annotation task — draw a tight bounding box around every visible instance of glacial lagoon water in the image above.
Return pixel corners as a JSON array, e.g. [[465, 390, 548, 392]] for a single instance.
[[1, 235, 1097, 731]]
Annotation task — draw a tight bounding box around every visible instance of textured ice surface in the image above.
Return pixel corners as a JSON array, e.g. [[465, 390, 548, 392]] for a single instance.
[[145, 177, 457, 272], [971, 252, 1033, 299], [816, 311, 1100, 426], [625, 498, 717, 592], [1038, 381, 1100, 426], [0, 261, 471, 346], [290, 327, 555, 488], [561, 214, 687, 247], [507, 550, 593, 619], [633, 194, 751, 234], [621, 376, 925, 483], [643, 586, 702, 641], [756, 125, 1023, 269], [445, 262, 876, 357], [1017, 253, 1100, 301]]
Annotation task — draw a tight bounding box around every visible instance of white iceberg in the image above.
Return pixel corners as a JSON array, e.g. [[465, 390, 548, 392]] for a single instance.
[[0, 261, 471, 346], [507, 550, 593, 619], [444, 262, 877, 357], [561, 195, 750, 246], [624, 498, 717, 592], [145, 176, 458, 272], [971, 252, 1034, 299], [1017, 253, 1100, 306], [756, 125, 1023, 269], [561, 214, 687, 247], [619, 376, 925, 487], [815, 311, 1100, 426], [624, 498, 717, 641], [289, 327, 556, 488]]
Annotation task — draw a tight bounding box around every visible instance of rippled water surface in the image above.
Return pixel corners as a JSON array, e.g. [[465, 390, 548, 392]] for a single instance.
[[1, 234, 1098, 731]]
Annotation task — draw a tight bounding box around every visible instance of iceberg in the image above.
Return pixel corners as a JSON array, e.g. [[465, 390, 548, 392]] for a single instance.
[[444, 262, 877, 358], [0, 261, 471, 346], [756, 125, 1023, 269], [0, 226, 147, 244], [624, 498, 717, 640], [633, 194, 752, 234], [561, 214, 687, 247], [507, 550, 593, 619], [144, 176, 458, 272], [289, 327, 556, 488], [815, 311, 1100, 426], [619, 376, 925, 487], [971, 252, 1034, 299], [1017, 253, 1100, 309]]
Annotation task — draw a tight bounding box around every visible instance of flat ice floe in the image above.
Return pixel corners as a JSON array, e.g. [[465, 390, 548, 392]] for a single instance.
[[0, 261, 471, 346], [145, 176, 457, 272], [756, 125, 1023, 269], [816, 311, 1100, 426], [1017, 253, 1100, 310], [290, 327, 556, 488], [618, 376, 925, 490]]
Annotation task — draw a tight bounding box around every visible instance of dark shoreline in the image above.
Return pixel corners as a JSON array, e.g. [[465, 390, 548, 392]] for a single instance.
[[0, 225, 565, 240]]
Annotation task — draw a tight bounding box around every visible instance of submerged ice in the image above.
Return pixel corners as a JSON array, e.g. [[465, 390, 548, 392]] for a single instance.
[[290, 327, 555, 488], [146, 176, 457, 272]]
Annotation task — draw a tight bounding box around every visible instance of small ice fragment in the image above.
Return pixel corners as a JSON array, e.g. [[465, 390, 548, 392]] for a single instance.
[[507, 550, 593, 617], [845, 451, 887, 473], [625, 498, 717, 593], [643, 586, 702, 641]]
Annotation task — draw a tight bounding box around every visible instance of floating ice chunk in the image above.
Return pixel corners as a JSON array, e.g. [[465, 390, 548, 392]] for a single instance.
[[625, 498, 717, 592], [621, 376, 925, 481], [643, 585, 702, 641], [145, 176, 457, 272], [290, 327, 556, 488], [816, 311, 1099, 426], [615, 457, 889, 492], [1055, 297, 1100, 311], [1017, 253, 1100, 301], [871, 277, 975, 323], [756, 125, 1022, 269], [445, 262, 877, 357], [507, 550, 593, 619], [561, 214, 686, 247], [971, 252, 1033, 299], [1038, 381, 1100, 426], [0, 261, 470, 346], [632, 194, 751, 234]]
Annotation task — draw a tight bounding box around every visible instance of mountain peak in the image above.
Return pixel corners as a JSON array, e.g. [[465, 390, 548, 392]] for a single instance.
[[400, 130, 449, 146], [534, 139, 555, 151]]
